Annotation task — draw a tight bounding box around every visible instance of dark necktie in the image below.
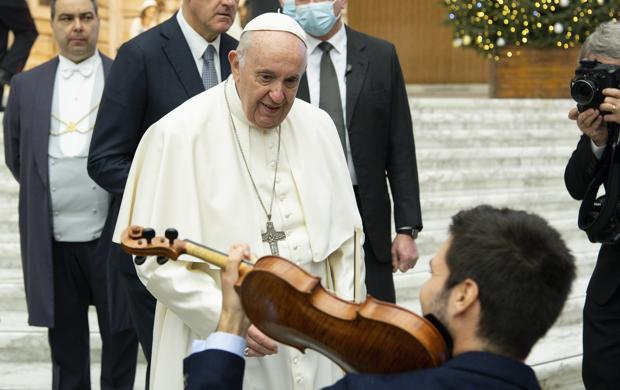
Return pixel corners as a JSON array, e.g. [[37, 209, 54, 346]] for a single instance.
[[318, 41, 346, 154], [202, 45, 218, 90]]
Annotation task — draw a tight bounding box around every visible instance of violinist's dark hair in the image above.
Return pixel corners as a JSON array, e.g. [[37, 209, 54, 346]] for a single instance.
[[445, 205, 576, 360]]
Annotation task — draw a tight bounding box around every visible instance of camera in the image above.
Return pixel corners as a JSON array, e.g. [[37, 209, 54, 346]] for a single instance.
[[579, 194, 620, 244], [570, 59, 620, 112]]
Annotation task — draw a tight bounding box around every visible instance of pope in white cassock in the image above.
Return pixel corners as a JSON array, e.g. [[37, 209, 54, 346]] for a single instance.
[[114, 12, 365, 390]]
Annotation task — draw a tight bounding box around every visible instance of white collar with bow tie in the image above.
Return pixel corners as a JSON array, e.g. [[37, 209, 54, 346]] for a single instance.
[[58, 52, 100, 79]]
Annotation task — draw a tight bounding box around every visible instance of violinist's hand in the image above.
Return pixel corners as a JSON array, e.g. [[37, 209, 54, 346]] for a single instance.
[[391, 234, 419, 273], [245, 324, 279, 357], [216, 244, 252, 337]]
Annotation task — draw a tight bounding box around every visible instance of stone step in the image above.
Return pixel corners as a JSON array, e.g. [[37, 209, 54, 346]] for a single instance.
[[413, 127, 579, 148], [416, 146, 573, 170], [0, 307, 147, 365], [0, 311, 102, 363], [528, 323, 582, 368], [415, 216, 599, 256], [409, 98, 572, 111], [420, 188, 580, 222], [0, 244, 23, 269], [0, 362, 147, 390], [534, 355, 583, 390], [418, 165, 566, 192]]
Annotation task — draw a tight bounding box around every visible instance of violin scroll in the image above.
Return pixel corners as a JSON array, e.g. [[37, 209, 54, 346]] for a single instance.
[[121, 225, 187, 264]]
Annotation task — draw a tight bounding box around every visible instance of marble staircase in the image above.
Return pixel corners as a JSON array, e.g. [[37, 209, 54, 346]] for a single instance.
[[395, 97, 596, 390], [0, 97, 595, 389]]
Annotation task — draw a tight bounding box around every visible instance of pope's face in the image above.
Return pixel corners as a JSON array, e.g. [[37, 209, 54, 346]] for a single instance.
[[51, 0, 100, 63], [230, 31, 306, 129], [420, 238, 452, 327], [185, 0, 238, 40]]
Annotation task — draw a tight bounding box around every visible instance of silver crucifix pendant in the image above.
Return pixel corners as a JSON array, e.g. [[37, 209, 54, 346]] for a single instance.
[[262, 220, 286, 255]]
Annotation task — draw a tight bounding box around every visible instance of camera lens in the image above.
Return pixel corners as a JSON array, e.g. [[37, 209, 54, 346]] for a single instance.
[[571, 79, 597, 105]]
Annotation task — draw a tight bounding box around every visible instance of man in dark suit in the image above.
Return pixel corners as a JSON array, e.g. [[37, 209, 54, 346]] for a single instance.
[[3, 0, 137, 388], [244, 0, 279, 21], [281, 0, 421, 303], [0, 0, 38, 111], [183, 205, 576, 390], [564, 21, 620, 389], [87, 0, 239, 382]]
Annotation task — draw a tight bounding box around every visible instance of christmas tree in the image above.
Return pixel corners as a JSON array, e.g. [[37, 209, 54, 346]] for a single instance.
[[443, 0, 620, 59]]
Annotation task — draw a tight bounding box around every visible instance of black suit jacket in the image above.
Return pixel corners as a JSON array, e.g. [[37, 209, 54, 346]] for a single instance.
[[297, 26, 422, 263], [183, 350, 540, 390], [564, 134, 620, 305], [88, 14, 238, 277], [0, 0, 38, 76], [2, 54, 129, 329]]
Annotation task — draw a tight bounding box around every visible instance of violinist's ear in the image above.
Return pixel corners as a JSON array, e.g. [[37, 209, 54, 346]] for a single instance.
[[449, 278, 479, 316]]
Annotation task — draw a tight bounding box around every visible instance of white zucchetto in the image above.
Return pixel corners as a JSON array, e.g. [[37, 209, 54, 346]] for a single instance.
[[241, 12, 308, 47]]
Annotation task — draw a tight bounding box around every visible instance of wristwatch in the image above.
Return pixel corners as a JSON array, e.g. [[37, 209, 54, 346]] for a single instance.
[[397, 227, 419, 239]]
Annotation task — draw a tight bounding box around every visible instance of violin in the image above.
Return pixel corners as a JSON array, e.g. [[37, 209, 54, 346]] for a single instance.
[[120, 225, 449, 374]]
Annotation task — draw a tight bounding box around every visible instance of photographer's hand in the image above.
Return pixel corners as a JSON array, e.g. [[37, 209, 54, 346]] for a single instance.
[[603, 88, 620, 125], [569, 107, 607, 146]]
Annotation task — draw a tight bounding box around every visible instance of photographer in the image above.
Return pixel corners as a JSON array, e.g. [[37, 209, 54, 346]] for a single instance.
[[564, 20, 620, 389]]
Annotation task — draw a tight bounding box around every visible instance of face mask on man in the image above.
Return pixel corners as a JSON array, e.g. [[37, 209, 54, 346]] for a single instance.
[[283, 0, 339, 37], [282, 0, 297, 17]]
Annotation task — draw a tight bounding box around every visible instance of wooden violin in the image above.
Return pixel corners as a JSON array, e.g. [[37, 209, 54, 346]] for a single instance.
[[121, 225, 449, 374]]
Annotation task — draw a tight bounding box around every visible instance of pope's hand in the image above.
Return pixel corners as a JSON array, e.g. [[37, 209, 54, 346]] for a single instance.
[[245, 324, 279, 357]]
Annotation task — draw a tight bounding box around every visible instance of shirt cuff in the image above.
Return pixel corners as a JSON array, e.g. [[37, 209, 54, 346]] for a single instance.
[[591, 139, 606, 160], [190, 332, 247, 359]]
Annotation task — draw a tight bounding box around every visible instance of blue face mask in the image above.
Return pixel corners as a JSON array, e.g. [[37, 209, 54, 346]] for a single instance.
[[281, 0, 296, 18], [295, 1, 338, 37]]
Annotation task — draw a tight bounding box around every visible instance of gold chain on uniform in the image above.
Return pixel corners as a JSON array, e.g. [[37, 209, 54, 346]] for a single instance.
[[49, 104, 99, 136]]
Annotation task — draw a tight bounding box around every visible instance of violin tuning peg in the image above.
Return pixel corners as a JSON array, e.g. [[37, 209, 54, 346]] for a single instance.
[[156, 256, 169, 265], [165, 228, 178, 245], [134, 256, 147, 265], [142, 228, 156, 244]]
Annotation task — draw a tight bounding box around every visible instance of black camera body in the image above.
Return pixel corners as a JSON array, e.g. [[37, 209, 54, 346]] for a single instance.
[[571, 59, 620, 112]]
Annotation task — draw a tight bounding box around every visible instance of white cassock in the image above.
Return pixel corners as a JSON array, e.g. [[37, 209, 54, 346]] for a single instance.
[[114, 78, 365, 390]]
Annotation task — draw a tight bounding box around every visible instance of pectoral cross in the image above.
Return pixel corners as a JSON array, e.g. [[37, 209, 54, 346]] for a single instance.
[[262, 220, 286, 255]]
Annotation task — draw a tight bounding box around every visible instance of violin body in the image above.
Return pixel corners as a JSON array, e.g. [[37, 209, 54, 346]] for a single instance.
[[121, 225, 449, 374], [239, 255, 448, 373]]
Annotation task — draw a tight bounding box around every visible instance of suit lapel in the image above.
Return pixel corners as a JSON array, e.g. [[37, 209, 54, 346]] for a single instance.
[[161, 16, 204, 97], [33, 58, 59, 186], [101, 52, 112, 78], [219, 33, 236, 79], [345, 27, 368, 129], [297, 73, 310, 102]]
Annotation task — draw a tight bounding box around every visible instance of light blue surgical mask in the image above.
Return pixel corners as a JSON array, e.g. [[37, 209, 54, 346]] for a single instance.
[[281, 0, 296, 17], [295, 1, 339, 37]]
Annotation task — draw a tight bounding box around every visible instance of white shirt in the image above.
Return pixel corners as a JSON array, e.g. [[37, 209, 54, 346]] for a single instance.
[[591, 139, 606, 159], [305, 24, 358, 184], [177, 8, 222, 83], [191, 332, 245, 358], [50, 52, 103, 158]]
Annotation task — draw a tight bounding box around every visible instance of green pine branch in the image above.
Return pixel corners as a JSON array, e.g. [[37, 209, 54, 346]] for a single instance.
[[441, 0, 619, 57]]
